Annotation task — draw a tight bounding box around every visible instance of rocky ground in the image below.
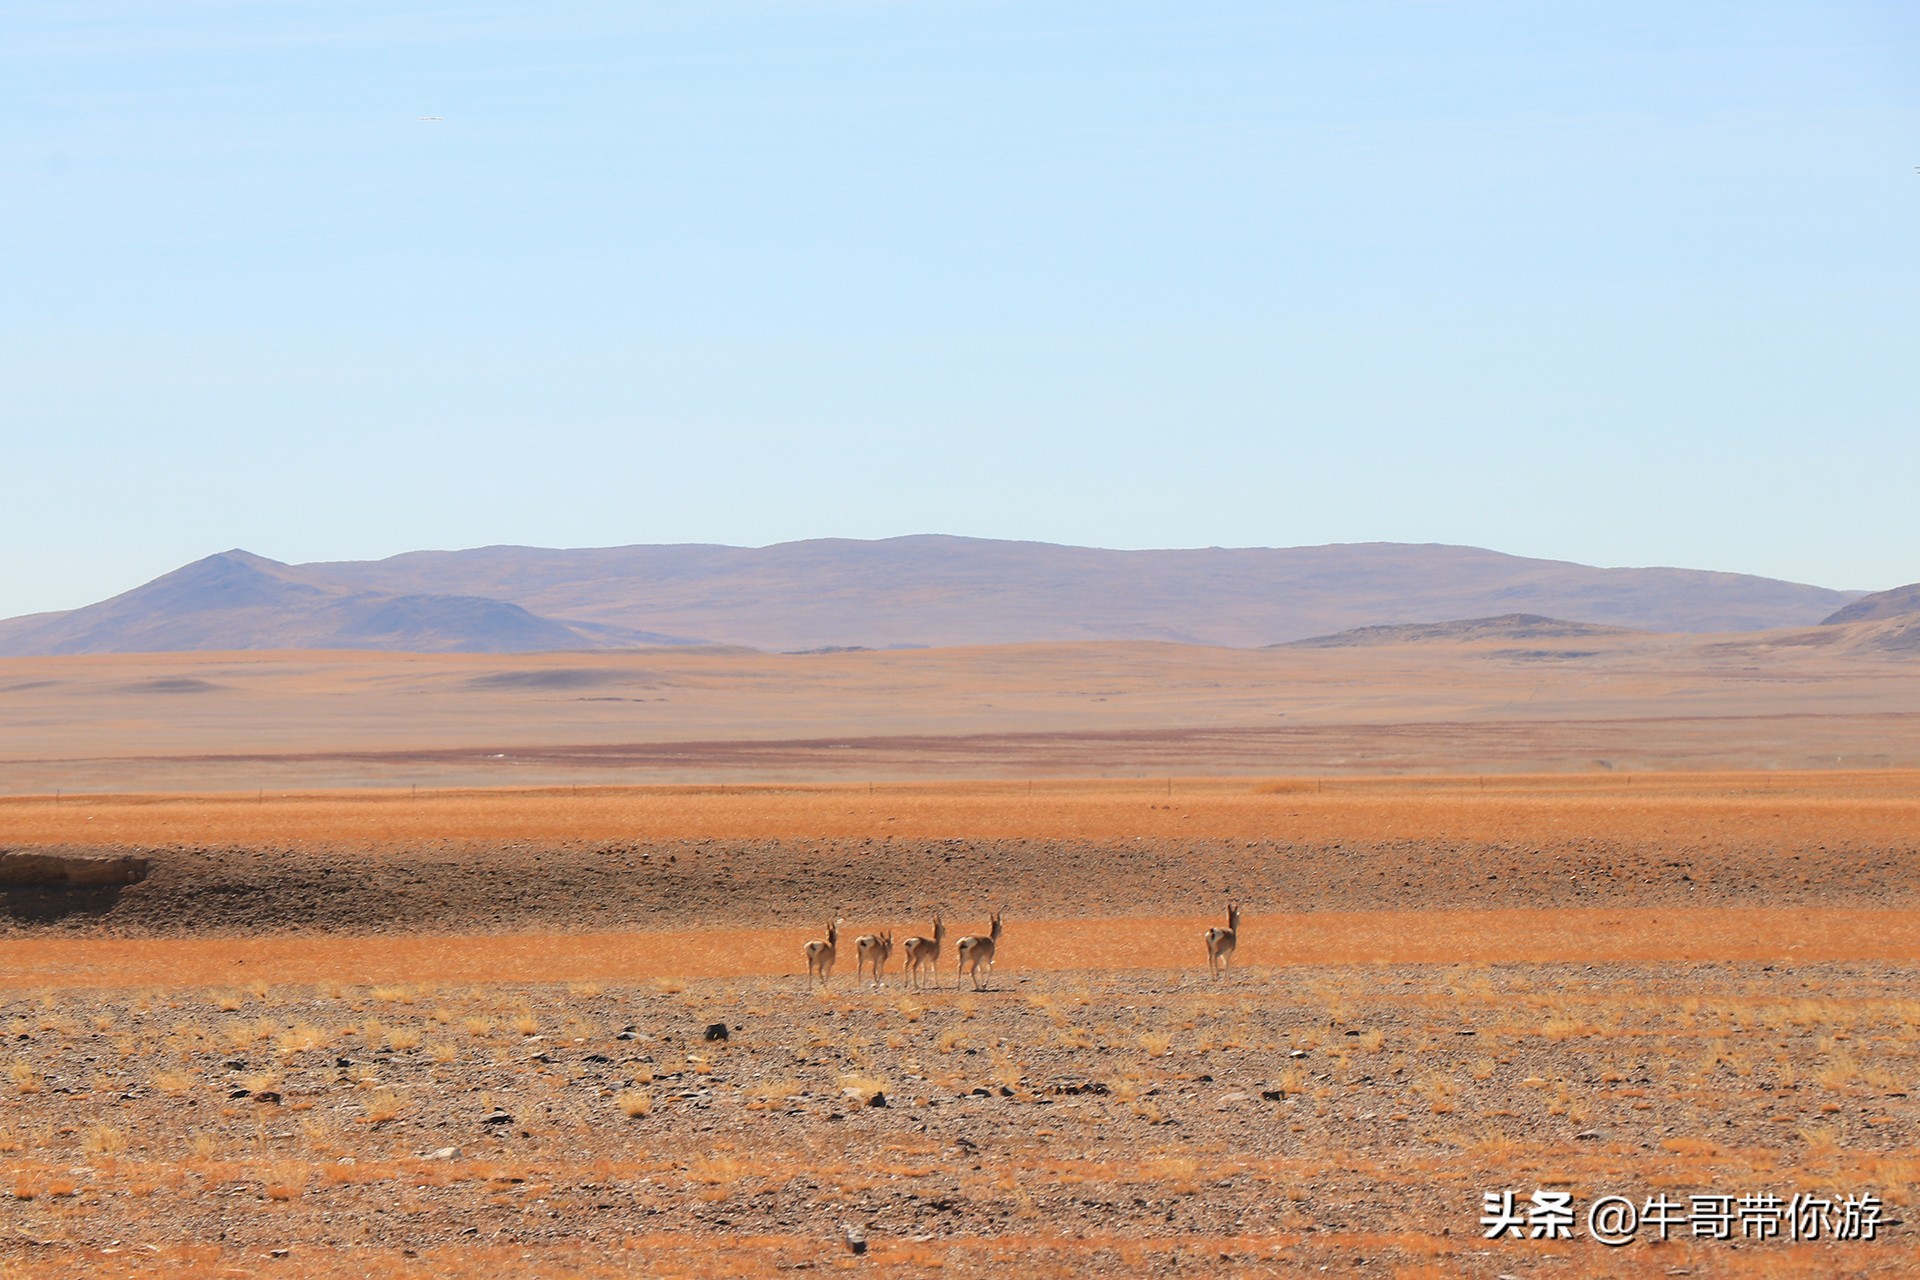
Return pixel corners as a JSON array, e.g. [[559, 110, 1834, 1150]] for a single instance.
[[2, 953, 1917, 1276], [1, 826, 1916, 1276]]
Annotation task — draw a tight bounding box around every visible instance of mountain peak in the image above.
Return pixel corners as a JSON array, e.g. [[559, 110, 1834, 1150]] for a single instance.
[[1822, 582, 1920, 626], [0, 538, 1869, 657]]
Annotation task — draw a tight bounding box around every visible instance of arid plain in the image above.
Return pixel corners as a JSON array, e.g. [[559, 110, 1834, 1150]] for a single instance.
[[3, 638, 1920, 1276]]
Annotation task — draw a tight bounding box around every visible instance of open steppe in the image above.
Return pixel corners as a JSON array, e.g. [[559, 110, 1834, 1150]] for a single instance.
[[3, 634, 1920, 794], [2, 776, 1918, 1276]]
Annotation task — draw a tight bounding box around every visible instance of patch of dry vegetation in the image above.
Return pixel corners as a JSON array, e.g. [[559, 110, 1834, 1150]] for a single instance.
[[4, 770, 1918, 849]]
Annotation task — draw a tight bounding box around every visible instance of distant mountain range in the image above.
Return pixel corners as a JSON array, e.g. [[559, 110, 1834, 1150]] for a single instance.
[[0, 536, 1895, 657]]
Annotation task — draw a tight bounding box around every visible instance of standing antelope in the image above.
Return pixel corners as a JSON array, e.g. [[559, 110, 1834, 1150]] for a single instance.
[[1204, 902, 1240, 977], [805, 917, 843, 986], [900, 912, 945, 990], [854, 930, 893, 987], [955, 911, 1002, 990]]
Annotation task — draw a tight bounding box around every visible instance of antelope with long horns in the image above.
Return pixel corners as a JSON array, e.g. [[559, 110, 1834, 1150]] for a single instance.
[[805, 917, 843, 986], [1204, 902, 1240, 977], [955, 911, 1002, 990], [854, 930, 893, 987], [900, 912, 945, 990]]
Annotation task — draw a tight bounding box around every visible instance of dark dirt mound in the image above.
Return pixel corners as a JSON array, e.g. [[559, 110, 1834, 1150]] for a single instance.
[[5, 834, 1914, 938]]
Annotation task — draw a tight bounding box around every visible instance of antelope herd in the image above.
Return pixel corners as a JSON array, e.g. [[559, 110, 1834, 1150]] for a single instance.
[[801, 902, 1244, 988]]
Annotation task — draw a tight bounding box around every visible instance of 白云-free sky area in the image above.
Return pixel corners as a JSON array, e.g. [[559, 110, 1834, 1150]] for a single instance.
[[4, 1, 1917, 622]]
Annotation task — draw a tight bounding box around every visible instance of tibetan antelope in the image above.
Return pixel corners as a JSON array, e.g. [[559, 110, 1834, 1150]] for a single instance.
[[805, 917, 842, 986], [854, 930, 893, 987], [901, 912, 945, 990], [955, 911, 1002, 990], [1204, 902, 1240, 976]]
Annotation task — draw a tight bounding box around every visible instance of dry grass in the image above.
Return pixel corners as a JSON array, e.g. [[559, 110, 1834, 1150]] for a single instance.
[[0, 961, 1915, 1277], [2, 768, 1918, 1276], [3, 907, 1914, 993], [4, 771, 1919, 850]]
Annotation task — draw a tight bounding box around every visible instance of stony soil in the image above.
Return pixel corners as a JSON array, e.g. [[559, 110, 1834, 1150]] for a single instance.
[[2, 960, 1917, 1277], [2, 818, 1917, 1276]]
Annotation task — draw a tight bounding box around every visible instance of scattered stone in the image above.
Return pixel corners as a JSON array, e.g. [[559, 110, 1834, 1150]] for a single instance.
[[1052, 1080, 1109, 1096]]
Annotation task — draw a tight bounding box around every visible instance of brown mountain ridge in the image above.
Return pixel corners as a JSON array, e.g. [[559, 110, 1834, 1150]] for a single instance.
[[0, 536, 1873, 656]]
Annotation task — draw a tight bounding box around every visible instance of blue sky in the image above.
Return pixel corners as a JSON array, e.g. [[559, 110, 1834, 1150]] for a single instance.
[[4, 1, 1917, 618]]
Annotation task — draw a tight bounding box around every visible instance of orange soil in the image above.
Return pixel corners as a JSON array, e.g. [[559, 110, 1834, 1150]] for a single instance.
[[4, 771, 1918, 849], [4, 908, 1914, 991]]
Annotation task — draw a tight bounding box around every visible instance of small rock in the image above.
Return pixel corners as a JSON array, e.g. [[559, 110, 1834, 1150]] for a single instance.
[[704, 1023, 729, 1042], [1575, 1130, 1604, 1141], [253, 1091, 282, 1105], [868, 1092, 887, 1108], [424, 1147, 461, 1161], [842, 1224, 868, 1255], [482, 1110, 514, 1126]]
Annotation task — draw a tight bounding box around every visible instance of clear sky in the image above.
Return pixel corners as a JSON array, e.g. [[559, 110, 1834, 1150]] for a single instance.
[[4, 1, 1917, 619]]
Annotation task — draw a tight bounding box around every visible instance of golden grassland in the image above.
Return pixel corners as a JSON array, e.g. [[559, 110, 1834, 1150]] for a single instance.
[[2, 909, 1918, 992], [4, 770, 1918, 849], [3, 770, 1917, 1275]]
